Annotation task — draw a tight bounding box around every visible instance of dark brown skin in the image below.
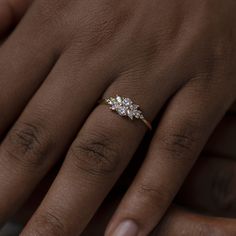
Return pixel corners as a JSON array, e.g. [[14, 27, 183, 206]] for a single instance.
[[80, 114, 236, 235], [12, 114, 236, 235], [0, 0, 236, 235], [0, 0, 32, 36]]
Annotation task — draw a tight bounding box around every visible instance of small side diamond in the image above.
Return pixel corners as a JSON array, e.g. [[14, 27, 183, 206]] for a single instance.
[[131, 104, 139, 110], [134, 110, 142, 119], [106, 99, 113, 105], [116, 95, 122, 104], [117, 106, 127, 116], [110, 105, 116, 111], [127, 110, 134, 120], [123, 98, 133, 106]]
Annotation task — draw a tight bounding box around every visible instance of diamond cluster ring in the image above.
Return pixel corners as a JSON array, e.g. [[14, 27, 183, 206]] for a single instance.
[[99, 95, 152, 130]]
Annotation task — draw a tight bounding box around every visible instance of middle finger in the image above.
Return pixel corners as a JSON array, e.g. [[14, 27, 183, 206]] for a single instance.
[[0, 45, 115, 225]]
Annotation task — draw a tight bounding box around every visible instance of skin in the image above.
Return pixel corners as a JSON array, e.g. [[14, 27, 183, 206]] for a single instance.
[[82, 113, 236, 235], [0, 0, 235, 235], [0, 0, 32, 36], [12, 114, 236, 235]]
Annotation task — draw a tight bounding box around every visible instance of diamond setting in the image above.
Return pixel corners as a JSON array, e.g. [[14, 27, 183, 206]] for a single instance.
[[105, 95, 144, 120]]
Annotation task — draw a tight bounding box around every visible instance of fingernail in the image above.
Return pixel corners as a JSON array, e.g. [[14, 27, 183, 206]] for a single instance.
[[112, 220, 139, 236]]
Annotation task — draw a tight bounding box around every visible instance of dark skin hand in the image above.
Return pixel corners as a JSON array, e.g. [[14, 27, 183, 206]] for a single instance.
[[83, 113, 236, 236], [0, 0, 236, 235], [11, 113, 236, 235]]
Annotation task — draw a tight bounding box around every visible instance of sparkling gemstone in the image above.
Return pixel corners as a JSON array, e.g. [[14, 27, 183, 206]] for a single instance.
[[132, 104, 139, 110], [110, 105, 116, 110], [116, 95, 122, 104], [127, 110, 134, 120], [132, 110, 138, 117], [106, 99, 113, 105], [117, 106, 127, 116], [111, 98, 117, 104], [106, 95, 144, 121], [123, 98, 133, 106]]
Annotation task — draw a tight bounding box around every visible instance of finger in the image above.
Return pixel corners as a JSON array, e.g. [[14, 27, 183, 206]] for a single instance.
[[177, 115, 236, 217], [0, 45, 115, 224], [0, 0, 32, 37], [80, 195, 236, 236], [21, 71, 180, 235], [106, 78, 235, 236], [152, 206, 236, 236], [178, 154, 236, 218], [0, 0, 66, 136], [83, 197, 236, 236], [82, 200, 236, 236]]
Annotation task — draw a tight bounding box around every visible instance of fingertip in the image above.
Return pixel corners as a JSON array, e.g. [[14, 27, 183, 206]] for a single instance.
[[110, 220, 139, 236]]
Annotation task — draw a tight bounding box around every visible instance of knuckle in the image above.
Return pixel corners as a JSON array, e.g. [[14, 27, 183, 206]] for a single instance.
[[137, 183, 173, 208], [70, 131, 120, 176], [28, 0, 72, 49], [71, 2, 130, 49], [33, 0, 68, 23], [3, 122, 52, 167], [158, 123, 199, 161], [138, 183, 165, 197], [31, 211, 66, 236], [87, 16, 117, 45]]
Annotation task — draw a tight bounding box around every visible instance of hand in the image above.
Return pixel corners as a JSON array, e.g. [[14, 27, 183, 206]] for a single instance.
[[10, 114, 236, 235], [0, 0, 235, 235]]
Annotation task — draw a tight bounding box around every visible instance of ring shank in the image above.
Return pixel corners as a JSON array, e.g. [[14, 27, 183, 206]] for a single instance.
[[141, 118, 152, 130]]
